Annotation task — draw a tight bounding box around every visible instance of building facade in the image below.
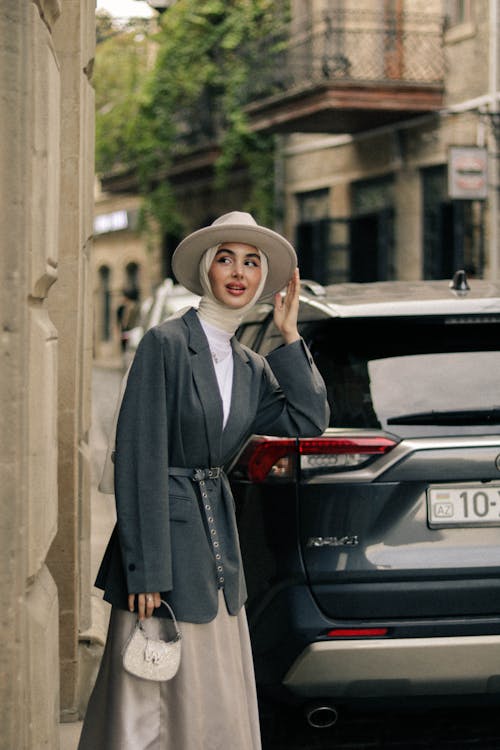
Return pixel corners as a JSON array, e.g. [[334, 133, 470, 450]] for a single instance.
[[97, 1, 500, 295], [133, 1, 500, 288], [0, 1, 95, 746], [266, 0, 499, 285], [92, 187, 164, 363]]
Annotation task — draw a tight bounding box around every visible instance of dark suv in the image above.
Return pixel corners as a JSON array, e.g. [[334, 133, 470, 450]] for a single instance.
[[229, 275, 500, 731]]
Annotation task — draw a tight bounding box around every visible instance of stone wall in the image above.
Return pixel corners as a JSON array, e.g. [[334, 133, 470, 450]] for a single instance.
[[0, 1, 94, 746], [47, 0, 95, 723]]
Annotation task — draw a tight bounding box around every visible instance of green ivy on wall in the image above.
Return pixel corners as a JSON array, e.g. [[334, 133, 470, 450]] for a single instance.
[[94, 1, 289, 234]]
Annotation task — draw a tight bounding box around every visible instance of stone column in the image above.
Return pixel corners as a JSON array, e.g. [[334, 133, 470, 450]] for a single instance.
[[47, 0, 95, 723], [0, 1, 62, 747]]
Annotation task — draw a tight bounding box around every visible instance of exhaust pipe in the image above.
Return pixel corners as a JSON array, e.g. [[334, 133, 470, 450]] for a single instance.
[[305, 703, 339, 729]]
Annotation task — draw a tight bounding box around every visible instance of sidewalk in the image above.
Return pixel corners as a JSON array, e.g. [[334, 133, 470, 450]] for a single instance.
[[60, 722, 83, 750], [59, 364, 123, 750]]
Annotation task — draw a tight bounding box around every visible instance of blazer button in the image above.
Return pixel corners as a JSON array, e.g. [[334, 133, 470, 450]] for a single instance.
[[128, 563, 136, 572]]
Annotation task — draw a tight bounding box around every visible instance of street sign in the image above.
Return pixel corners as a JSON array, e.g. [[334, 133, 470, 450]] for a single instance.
[[448, 146, 488, 200]]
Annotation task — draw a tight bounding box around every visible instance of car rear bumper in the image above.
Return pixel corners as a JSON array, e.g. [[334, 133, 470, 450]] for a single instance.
[[283, 635, 500, 698]]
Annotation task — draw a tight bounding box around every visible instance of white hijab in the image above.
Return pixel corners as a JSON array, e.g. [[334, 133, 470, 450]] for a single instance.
[[196, 244, 269, 334]]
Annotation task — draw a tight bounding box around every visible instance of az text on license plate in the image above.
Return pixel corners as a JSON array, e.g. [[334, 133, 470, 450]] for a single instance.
[[428, 485, 500, 527]]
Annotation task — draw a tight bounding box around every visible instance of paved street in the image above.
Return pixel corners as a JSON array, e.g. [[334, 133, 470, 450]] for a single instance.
[[60, 363, 123, 750], [261, 701, 500, 749], [88, 363, 123, 584]]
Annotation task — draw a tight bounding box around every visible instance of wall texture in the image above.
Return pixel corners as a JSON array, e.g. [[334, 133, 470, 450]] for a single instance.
[[0, 1, 94, 746]]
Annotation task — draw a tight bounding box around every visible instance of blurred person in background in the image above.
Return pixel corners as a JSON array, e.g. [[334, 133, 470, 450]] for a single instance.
[[116, 288, 140, 354]]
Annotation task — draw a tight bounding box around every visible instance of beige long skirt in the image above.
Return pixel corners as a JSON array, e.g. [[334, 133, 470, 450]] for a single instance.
[[78, 591, 262, 750]]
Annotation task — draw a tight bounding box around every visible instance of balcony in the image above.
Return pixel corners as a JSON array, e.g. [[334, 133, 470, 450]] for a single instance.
[[99, 10, 446, 194], [244, 10, 445, 134]]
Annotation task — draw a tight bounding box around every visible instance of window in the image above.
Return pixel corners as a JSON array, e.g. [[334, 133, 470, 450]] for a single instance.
[[422, 165, 484, 279], [98, 266, 111, 341], [296, 190, 337, 284], [124, 261, 140, 295], [350, 176, 395, 282], [309, 316, 500, 437]]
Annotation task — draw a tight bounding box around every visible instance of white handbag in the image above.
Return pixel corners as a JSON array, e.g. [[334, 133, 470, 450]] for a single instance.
[[122, 600, 182, 681]]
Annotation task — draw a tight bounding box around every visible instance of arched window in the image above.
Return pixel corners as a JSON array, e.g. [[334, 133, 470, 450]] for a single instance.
[[98, 265, 111, 341], [124, 262, 140, 297]]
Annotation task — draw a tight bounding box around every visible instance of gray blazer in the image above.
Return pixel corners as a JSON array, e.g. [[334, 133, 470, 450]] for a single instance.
[[95, 308, 329, 622]]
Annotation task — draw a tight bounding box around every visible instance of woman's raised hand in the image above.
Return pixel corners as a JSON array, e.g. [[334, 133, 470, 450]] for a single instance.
[[128, 592, 161, 620], [273, 268, 301, 345]]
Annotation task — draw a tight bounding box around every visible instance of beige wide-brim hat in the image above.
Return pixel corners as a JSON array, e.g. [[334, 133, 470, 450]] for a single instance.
[[172, 211, 297, 299]]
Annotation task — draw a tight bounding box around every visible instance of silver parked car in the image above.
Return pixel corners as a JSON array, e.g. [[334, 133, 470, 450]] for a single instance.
[[124, 279, 200, 366], [229, 272, 500, 735]]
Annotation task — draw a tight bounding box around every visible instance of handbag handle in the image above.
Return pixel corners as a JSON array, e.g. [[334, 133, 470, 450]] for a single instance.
[[159, 599, 181, 637], [137, 599, 182, 641]]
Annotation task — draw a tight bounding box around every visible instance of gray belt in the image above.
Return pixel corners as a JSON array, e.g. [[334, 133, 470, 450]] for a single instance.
[[168, 466, 223, 482], [169, 465, 226, 589]]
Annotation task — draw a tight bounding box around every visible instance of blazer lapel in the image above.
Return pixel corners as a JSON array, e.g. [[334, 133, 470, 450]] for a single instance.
[[184, 309, 224, 464], [221, 338, 253, 462]]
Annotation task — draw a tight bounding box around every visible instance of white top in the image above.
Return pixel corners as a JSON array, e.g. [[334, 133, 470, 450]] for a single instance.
[[199, 317, 234, 428]]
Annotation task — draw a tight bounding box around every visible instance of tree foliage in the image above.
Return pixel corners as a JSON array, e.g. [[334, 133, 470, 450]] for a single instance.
[[96, 10, 115, 44], [95, 1, 289, 232], [94, 18, 154, 175]]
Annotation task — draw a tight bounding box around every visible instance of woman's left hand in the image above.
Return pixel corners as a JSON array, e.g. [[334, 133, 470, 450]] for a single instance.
[[128, 592, 161, 620], [274, 268, 301, 345]]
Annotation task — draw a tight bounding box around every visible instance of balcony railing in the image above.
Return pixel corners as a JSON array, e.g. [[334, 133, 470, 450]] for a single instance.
[[245, 10, 445, 102], [169, 10, 445, 159]]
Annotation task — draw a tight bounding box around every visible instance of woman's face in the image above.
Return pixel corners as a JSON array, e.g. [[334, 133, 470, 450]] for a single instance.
[[208, 243, 262, 308]]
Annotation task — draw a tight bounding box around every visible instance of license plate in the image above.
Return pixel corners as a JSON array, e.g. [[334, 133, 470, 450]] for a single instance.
[[428, 485, 500, 527]]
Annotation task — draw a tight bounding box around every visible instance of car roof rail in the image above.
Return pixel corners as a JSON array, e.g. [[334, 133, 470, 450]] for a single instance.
[[300, 279, 327, 297], [449, 269, 470, 296]]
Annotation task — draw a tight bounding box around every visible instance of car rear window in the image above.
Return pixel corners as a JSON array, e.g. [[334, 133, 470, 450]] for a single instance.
[[305, 316, 500, 437]]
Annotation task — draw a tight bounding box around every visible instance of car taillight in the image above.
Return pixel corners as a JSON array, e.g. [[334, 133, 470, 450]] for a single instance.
[[233, 437, 297, 483], [326, 627, 389, 638], [232, 435, 398, 483], [299, 435, 397, 473]]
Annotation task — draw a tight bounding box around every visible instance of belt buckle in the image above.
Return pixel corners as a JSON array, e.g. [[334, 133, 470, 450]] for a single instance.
[[192, 467, 221, 482]]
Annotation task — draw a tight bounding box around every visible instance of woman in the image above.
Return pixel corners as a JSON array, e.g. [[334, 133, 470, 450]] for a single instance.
[[79, 211, 329, 750]]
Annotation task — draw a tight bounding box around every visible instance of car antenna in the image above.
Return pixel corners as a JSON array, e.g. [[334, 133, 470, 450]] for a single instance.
[[449, 269, 470, 296]]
